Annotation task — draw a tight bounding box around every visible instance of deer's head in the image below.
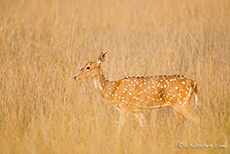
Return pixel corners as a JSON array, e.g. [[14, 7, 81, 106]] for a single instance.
[[73, 52, 107, 80]]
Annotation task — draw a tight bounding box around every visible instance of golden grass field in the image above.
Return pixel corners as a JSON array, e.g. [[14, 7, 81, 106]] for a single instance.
[[0, 0, 229, 153]]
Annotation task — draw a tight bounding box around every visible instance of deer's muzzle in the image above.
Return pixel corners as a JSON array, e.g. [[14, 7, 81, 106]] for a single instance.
[[73, 75, 79, 80]]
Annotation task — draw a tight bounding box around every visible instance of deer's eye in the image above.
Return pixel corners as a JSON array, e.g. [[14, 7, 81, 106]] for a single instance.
[[86, 67, 90, 69]]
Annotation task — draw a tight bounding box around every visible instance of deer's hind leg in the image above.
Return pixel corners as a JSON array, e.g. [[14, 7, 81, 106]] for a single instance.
[[117, 109, 129, 131], [172, 85, 200, 125], [173, 105, 200, 125], [173, 109, 185, 124], [133, 112, 147, 129]]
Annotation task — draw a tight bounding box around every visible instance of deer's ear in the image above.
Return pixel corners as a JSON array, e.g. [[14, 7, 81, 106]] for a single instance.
[[96, 52, 107, 64]]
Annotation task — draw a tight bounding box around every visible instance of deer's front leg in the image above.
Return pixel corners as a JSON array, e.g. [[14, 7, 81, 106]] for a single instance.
[[117, 110, 129, 131], [133, 112, 147, 129]]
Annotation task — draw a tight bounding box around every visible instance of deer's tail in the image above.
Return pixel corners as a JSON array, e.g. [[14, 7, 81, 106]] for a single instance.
[[193, 81, 199, 106]]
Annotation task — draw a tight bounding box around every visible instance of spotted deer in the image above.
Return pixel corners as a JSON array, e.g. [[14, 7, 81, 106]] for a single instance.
[[74, 52, 200, 130]]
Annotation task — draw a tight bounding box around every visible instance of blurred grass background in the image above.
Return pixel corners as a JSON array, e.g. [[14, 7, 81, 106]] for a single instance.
[[0, 0, 229, 153]]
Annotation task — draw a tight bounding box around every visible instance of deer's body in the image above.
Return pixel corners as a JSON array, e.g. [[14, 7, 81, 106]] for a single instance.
[[74, 53, 200, 129]]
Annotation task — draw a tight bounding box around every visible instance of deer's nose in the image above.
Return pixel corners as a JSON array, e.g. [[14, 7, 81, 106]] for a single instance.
[[73, 75, 78, 80]]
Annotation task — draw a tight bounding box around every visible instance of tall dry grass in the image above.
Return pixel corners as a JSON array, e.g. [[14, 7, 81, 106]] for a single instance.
[[0, 0, 229, 153]]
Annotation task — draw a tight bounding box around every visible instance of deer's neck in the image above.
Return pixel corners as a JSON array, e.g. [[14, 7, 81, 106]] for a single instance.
[[92, 69, 116, 100]]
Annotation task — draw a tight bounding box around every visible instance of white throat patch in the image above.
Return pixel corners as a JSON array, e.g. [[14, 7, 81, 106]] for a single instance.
[[93, 78, 103, 91]]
